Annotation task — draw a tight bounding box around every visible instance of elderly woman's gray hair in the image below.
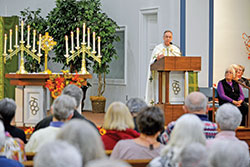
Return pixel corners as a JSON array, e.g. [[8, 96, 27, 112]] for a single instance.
[[179, 143, 208, 167], [184, 92, 207, 112], [85, 159, 131, 167], [225, 66, 236, 78], [215, 103, 242, 131], [126, 98, 147, 113], [34, 141, 82, 167], [57, 119, 105, 165], [0, 121, 5, 149], [52, 95, 76, 121], [0, 98, 16, 125], [62, 84, 83, 108], [208, 140, 249, 167]]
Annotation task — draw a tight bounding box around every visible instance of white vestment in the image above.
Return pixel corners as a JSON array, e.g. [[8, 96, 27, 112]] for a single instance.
[[145, 43, 181, 105]]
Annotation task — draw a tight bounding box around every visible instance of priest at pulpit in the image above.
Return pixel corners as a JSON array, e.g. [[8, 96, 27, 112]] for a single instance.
[[145, 30, 181, 104]]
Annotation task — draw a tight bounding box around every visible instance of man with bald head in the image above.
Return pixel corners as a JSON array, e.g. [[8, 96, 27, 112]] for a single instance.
[[160, 92, 218, 144]]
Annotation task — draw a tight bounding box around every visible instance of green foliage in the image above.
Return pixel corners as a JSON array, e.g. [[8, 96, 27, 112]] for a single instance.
[[20, 8, 47, 72]]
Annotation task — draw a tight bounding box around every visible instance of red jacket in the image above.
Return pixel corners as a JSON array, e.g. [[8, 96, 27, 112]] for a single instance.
[[101, 129, 140, 150]]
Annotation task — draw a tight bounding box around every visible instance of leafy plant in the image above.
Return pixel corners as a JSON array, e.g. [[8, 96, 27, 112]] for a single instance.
[[20, 8, 47, 72], [46, 0, 119, 96]]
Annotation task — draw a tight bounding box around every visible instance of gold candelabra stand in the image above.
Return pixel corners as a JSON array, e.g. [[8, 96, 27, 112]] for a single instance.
[[65, 25, 102, 74], [3, 21, 41, 74]]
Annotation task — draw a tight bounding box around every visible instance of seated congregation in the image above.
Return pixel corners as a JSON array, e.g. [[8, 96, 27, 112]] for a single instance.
[[0, 65, 249, 167]]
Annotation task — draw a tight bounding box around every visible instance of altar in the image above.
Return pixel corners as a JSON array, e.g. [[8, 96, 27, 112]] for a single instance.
[[5, 73, 92, 127]]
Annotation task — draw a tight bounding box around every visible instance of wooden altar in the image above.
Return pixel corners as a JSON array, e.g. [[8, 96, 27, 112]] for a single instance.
[[150, 57, 201, 125], [5, 73, 92, 126]]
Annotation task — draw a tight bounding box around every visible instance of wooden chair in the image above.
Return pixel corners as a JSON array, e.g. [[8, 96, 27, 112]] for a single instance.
[[22, 160, 34, 167], [26, 152, 36, 161], [125, 159, 152, 167], [212, 87, 219, 122], [105, 150, 112, 156]]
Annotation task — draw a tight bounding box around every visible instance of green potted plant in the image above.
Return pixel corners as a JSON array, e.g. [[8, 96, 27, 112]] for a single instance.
[[46, 0, 119, 112]]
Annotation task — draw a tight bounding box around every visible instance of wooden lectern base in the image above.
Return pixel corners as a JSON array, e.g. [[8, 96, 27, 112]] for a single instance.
[[155, 104, 185, 125]]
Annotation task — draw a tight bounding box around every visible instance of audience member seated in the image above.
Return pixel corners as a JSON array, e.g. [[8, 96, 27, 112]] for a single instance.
[[149, 114, 206, 167], [208, 140, 249, 167], [0, 98, 26, 143], [126, 98, 148, 132], [34, 141, 82, 167], [57, 119, 105, 166], [86, 159, 131, 167], [235, 64, 250, 87], [217, 66, 248, 126], [25, 95, 76, 152], [160, 92, 217, 144], [34, 84, 98, 132], [179, 143, 208, 167], [207, 103, 248, 149], [0, 121, 24, 167], [111, 106, 165, 160], [101, 102, 140, 150]]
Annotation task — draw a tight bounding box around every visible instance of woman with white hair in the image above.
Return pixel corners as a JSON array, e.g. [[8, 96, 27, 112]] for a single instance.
[[0, 121, 23, 167], [208, 140, 249, 167], [217, 66, 248, 126], [34, 141, 82, 167], [56, 119, 105, 166], [101, 102, 140, 150], [149, 114, 206, 167], [206, 103, 248, 149]]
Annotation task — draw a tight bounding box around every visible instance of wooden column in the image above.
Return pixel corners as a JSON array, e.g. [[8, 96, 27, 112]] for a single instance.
[[158, 72, 163, 104], [165, 71, 170, 104]]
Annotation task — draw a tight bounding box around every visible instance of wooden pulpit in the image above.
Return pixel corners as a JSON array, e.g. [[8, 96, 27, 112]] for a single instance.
[[150, 56, 201, 125]]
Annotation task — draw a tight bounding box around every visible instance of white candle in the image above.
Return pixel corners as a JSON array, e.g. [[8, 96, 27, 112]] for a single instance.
[[27, 25, 30, 46], [9, 29, 12, 50], [65, 35, 69, 55], [76, 28, 79, 48], [93, 32, 96, 52], [83, 23, 86, 44], [87, 28, 90, 48], [32, 30, 36, 51], [15, 25, 18, 46], [98, 36, 101, 56], [4, 34, 7, 54], [38, 34, 41, 54], [21, 20, 24, 41], [71, 31, 74, 52]]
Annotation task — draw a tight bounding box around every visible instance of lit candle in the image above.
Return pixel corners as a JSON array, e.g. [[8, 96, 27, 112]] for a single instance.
[[21, 20, 24, 41], [93, 32, 96, 52], [71, 31, 74, 52], [98, 36, 101, 56], [87, 28, 90, 48], [15, 25, 18, 46], [9, 29, 12, 50], [65, 35, 69, 55], [76, 28, 79, 48], [83, 23, 86, 44], [32, 30, 36, 51], [27, 25, 30, 46], [4, 34, 7, 54], [38, 34, 41, 54]]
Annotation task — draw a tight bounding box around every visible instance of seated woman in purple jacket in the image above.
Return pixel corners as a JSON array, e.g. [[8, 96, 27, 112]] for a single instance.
[[217, 66, 248, 126]]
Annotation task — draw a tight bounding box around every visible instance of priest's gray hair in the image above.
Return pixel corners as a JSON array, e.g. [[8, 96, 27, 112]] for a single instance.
[[179, 143, 208, 167], [57, 119, 105, 166], [34, 141, 82, 167], [126, 98, 147, 113], [215, 103, 242, 131], [0, 121, 5, 149], [185, 92, 207, 112], [52, 95, 76, 121], [85, 159, 131, 167], [208, 140, 249, 167], [62, 84, 83, 108], [161, 114, 206, 163]]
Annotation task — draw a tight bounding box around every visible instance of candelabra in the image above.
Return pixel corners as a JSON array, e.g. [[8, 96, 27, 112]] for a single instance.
[[3, 21, 42, 74], [64, 23, 102, 74]]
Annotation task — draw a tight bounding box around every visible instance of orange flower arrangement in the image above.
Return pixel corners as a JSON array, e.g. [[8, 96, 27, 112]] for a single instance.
[[45, 70, 86, 99]]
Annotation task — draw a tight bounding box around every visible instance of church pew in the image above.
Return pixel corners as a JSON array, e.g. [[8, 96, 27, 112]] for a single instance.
[[26, 152, 36, 160], [124, 159, 152, 167], [22, 160, 34, 167], [105, 150, 112, 156]]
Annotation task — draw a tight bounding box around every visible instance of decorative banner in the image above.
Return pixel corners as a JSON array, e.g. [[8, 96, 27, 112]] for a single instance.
[[169, 71, 185, 104], [242, 33, 250, 59]]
